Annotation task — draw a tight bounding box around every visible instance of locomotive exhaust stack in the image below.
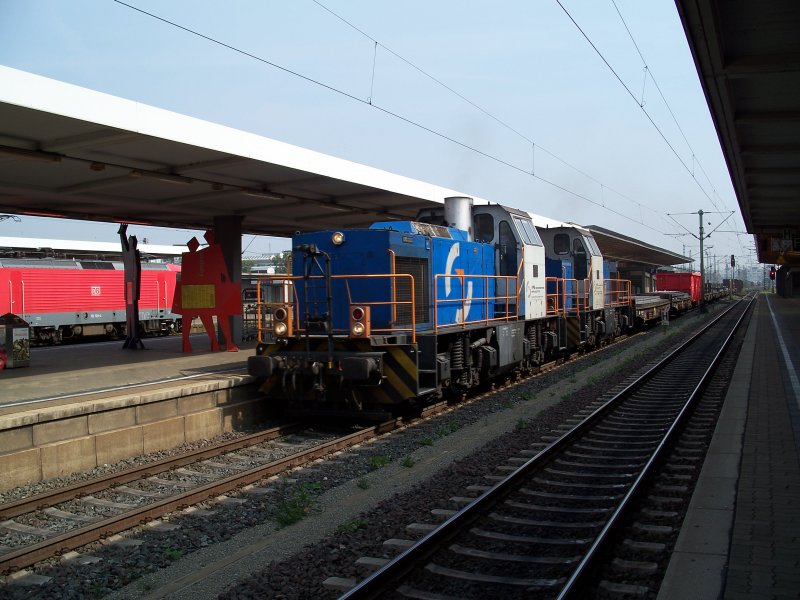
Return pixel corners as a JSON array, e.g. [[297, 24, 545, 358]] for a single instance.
[[444, 196, 473, 240]]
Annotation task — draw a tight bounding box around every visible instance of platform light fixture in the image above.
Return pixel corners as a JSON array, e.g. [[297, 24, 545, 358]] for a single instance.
[[0, 145, 62, 163], [321, 203, 350, 213], [128, 170, 193, 185], [241, 190, 283, 201]]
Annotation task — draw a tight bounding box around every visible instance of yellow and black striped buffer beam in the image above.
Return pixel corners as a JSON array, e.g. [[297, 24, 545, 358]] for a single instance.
[[566, 317, 583, 347], [373, 344, 419, 404]]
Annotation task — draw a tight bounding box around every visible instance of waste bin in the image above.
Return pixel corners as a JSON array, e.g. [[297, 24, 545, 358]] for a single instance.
[[0, 313, 31, 369]]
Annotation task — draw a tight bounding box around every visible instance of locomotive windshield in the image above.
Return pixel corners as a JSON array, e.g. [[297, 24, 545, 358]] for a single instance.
[[513, 217, 542, 246], [584, 235, 602, 256]]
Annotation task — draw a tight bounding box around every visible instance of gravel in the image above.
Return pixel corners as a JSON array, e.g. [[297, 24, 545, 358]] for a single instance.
[[0, 306, 725, 600]]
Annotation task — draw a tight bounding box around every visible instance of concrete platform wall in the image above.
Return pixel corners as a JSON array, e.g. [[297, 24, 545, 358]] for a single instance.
[[0, 377, 266, 491]]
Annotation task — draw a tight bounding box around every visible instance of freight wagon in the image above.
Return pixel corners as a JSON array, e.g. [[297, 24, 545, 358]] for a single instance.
[[656, 271, 702, 305]]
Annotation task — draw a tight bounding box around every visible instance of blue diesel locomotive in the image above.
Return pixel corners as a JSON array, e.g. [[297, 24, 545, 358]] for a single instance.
[[247, 197, 633, 416]]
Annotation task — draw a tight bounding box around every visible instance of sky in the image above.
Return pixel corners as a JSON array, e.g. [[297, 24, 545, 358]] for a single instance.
[[0, 0, 753, 277]]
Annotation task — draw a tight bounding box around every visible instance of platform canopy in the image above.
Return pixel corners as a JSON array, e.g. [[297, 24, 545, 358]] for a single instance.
[[676, 0, 800, 266], [0, 66, 458, 238], [586, 225, 691, 267], [529, 211, 691, 267]]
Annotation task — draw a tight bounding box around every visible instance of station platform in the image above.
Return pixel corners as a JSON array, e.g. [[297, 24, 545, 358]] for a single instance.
[[659, 293, 800, 599], [0, 334, 263, 492], [0, 334, 256, 411]]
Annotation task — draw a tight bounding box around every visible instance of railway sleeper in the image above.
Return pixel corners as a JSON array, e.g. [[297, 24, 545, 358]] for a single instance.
[[598, 579, 651, 598], [488, 513, 603, 530]]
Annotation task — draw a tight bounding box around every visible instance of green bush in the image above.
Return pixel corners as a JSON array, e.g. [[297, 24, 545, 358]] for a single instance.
[[368, 455, 390, 469], [336, 518, 368, 534], [275, 482, 321, 527]]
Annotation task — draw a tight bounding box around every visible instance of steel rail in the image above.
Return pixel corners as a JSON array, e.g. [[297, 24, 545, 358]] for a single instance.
[[339, 297, 751, 599], [0, 421, 397, 574], [556, 293, 755, 598], [0, 421, 302, 520]]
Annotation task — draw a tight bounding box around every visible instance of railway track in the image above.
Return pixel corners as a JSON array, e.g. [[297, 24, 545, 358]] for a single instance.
[[337, 295, 754, 599], [0, 389, 461, 577], [0, 302, 720, 583], [0, 422, 387, 574]]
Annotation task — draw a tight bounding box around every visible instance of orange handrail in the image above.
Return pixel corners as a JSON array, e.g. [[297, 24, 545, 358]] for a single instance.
[[387, 248, 397, 324], [254, 273, 417, 343], [433, 273, 519, 331], [545, 277, 590, 317], [604, 278, 632, 307], [545, 276, 563, 316]]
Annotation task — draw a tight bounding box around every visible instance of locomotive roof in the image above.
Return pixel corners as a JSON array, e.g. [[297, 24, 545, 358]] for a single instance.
[[0, 236, 186, 259], [369, 221, 468, 240]]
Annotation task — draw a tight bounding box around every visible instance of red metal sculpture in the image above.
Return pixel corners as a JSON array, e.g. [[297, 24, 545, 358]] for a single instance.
[[172, 230, 241, 352]]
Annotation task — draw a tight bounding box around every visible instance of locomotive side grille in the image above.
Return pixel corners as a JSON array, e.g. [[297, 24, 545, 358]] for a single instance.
[[79, 261, 116, 270], [394, 256, 430, 325]]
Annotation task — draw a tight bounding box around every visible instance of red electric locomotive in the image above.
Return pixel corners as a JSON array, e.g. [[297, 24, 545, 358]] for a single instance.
[[0, 258, 180, 343]]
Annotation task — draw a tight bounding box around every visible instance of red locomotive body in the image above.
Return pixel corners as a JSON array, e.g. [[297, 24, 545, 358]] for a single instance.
[[656, 271, 702, 305], [0, 259, 180, 343]]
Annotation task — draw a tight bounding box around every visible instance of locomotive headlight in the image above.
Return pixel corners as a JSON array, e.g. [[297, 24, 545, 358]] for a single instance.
[[274, 322, 288, 337], [349, 305, 369, 338], [273, 307, 287, 322], [331, 231, 346, 246]]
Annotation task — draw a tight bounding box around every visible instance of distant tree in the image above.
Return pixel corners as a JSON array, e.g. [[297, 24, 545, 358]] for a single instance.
[[268, 251, 291, 272], [242, 259, 258, 274]]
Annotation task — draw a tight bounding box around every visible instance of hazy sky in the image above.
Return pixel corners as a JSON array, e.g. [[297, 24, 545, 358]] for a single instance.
[[0, 0, 751, 274]]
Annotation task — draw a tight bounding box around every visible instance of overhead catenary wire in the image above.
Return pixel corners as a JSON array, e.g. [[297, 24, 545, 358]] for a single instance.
[[610, 0, 735, 219], [557, 0, 744, 257], [311, 0, 667, 228], [110, 0, 715, 240], [554, 1, 717, 205]]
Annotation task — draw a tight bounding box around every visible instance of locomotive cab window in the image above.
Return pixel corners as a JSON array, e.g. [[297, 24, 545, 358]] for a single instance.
[[553, 233, 570, 255], [474, 213, 494, 243], [585, 236, 602, 256], [515, 217, 542, 246], [512, 217, 532, 244]]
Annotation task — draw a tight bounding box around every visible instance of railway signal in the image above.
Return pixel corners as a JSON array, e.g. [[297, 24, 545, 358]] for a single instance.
[[769, 266, 776, 280]]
